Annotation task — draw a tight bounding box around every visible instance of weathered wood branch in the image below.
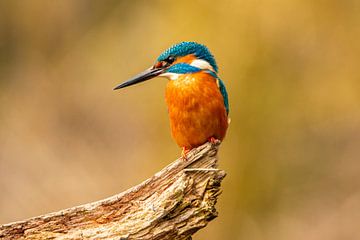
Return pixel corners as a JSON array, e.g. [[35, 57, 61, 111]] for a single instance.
[[0, 142, 225, 240]]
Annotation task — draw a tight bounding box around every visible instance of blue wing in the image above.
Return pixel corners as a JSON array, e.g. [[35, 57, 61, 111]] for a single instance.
[[217, 78, 229, 115], [204, 70, 229, 115]]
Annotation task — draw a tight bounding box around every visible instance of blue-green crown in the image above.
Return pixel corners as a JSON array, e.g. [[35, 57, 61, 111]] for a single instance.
[[157, 42, 218, 72]]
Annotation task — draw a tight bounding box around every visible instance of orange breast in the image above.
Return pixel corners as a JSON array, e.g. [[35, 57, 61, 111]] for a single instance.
[[165, 72, 228, 149]]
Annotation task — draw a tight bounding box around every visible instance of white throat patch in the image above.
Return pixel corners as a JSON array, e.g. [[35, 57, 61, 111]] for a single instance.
[[159, 72, 180, 80]]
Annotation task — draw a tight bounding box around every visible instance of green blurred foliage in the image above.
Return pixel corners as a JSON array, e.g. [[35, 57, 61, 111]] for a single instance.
[[0, 1, 359, 239]]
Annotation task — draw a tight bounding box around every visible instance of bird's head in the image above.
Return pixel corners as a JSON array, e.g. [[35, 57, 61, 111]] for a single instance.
[[114, 42, 218, 89]]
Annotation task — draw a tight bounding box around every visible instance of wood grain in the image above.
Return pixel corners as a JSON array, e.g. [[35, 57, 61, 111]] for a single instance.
[[0, 142, 225, 240]]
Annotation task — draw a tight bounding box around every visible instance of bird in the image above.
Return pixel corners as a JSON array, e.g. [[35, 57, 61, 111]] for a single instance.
[[114, 42, 229, 158]]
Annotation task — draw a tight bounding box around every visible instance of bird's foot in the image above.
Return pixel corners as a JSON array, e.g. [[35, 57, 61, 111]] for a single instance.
[[208, 137, 221, 145], [181, 147, 190, 161]]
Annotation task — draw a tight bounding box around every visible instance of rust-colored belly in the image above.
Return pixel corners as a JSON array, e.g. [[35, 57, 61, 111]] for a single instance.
[[165, 72, 228, 149]]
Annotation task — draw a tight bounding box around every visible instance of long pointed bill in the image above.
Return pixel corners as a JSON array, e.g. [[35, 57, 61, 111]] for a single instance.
[[113, 67, 164, 90]]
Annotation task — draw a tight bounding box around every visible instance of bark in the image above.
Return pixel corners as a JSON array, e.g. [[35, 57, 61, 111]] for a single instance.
[[0, 142, 225, 240]]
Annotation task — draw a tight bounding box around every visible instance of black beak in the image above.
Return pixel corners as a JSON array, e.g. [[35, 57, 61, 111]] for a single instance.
[[113, 67, 164, 90]]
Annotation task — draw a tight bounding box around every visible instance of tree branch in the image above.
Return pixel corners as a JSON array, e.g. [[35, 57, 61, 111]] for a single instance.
[[0, 142, 226, 240]]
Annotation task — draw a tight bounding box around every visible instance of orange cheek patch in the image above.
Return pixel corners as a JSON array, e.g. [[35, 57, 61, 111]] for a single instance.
[[154, 61, 163, 68], [173, 54, 196, 65]]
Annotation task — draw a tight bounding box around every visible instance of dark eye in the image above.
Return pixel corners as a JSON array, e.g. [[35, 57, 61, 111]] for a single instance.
[[166, 55, 175, 64], [159, 56, 175, 68]]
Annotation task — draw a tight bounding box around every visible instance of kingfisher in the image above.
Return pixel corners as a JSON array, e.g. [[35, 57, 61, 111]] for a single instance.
[[114, 42, 229, 158]]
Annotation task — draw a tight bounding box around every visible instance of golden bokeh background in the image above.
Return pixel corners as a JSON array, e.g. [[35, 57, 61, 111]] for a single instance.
[[1, 1, 359, 239]]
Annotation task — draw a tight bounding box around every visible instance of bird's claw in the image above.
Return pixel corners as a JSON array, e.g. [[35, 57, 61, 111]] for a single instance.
[[181, 147, 190, 161], [208, 137, 221, 145]]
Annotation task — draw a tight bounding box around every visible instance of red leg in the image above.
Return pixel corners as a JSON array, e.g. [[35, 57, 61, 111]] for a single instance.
[[181, 147, 190, 160], [208, 137, 220, 145]]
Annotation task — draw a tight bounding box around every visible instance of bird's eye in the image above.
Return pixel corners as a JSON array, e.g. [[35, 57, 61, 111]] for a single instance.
[[166, 56, 175, 64], [155, 56, 175, 69]]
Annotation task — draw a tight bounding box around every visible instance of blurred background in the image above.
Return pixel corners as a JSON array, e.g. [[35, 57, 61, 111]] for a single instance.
[[0, 0, 359, 239]]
